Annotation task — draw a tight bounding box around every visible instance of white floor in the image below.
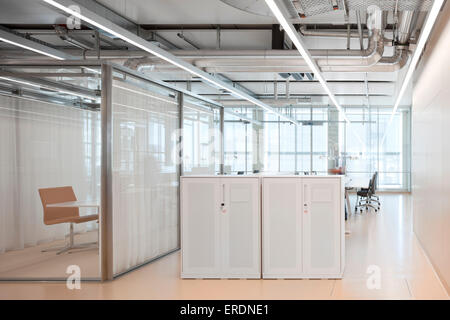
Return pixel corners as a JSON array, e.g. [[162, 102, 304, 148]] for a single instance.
[[0, 194, 448, 300]]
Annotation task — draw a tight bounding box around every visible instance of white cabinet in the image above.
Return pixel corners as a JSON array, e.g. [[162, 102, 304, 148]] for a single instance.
[[181, 177, 221, 277], [262, 178, 303, 277], [181, 176, 260, 278], [263, 176, 344, 278], [302, 178, 344, 277]]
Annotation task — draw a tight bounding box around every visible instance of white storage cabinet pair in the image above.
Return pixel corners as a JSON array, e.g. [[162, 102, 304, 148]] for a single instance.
[[180, 175, 345, 279]]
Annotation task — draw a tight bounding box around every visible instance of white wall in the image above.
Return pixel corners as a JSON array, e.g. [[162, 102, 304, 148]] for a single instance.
[[412, 1, 450, 294]]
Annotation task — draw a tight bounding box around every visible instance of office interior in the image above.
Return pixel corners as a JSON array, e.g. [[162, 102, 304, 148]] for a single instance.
[[0, 0, 448, 300]]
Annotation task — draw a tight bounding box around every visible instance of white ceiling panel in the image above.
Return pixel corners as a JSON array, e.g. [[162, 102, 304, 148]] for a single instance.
[[95, 0, 276, 24], [0, 0, 67, 24]]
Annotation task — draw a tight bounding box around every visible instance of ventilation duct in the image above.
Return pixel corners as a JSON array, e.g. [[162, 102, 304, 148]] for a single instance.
[[124, 4, 419, 74], [124, 29, 384, 70]]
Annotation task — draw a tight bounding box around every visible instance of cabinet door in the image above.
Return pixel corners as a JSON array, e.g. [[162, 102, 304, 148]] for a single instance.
[[262, 178, 302, 277], [221, 178, 260, 278], [302, 178, 341, 276], [181, 178, 221, 277]]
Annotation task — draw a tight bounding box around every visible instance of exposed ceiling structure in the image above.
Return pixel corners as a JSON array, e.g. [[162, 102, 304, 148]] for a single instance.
[[0, 0, 441, 111]]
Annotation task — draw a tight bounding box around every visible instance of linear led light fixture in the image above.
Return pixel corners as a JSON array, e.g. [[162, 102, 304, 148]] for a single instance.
[[0, 76, 41, 89], [113, 83, 178, 106], [0, 76, 97, 100], [224, 109, 262, 126], [381, 0, 445, 145], [264, 0, 350, 123], [0, 28, 70, 60], [43, 0, 298, 125]]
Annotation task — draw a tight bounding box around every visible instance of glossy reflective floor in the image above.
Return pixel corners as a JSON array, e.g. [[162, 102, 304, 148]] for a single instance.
[[0, 194, 448, 299], [0, 231, 99, 280]]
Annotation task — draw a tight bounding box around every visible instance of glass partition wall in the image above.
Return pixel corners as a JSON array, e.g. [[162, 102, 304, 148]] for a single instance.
[[110, 71, 180, 276], [0, 63, 102, 280], [107, 65, 222, 278], [183, 96, 221, 175], [0, 62, 222, 281]]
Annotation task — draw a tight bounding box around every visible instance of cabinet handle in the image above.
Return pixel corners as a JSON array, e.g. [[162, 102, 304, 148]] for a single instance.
[[303, 185, 308, 213], [222, 183, 225, 202], [220, 203, 226, 214], [221, 184, 226, 213]]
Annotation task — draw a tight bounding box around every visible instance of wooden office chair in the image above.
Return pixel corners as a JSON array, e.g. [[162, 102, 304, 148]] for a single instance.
[[38, 186, 99, 255]]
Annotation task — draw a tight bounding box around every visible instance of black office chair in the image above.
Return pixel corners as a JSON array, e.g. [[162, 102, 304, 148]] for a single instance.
[[355, 172, 380, 213], [368, 171, 381, 209]]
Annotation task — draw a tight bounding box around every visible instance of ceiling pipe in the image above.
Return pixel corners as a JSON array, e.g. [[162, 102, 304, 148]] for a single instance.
[[125, 35, 385, 69], [196, 48, 408, 73], [124, 30, 384, 71], [54, 25, 94, 50], [397, 11, 418, 44], [125, 48, 408, 73], [319, 47, 409, 72], [123, 5, 419, 74], [122, 46, 408, 73], [125, 6, 385, 70], [299, 26, 368, 38]]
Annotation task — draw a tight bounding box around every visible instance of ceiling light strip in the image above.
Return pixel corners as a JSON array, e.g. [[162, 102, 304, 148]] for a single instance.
[[0, 29, 70, 60], [380, 0, 445, 145], [43, 0, 298, 125], [0, 76, 97, 100], [224, 109, 262, 126], [264, 0, 351, 123]]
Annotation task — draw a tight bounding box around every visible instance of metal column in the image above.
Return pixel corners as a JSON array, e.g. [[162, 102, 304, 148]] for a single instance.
[[220, 106, 224, 174], [177, 92, 184, 248], [100, 63, 114, 281]]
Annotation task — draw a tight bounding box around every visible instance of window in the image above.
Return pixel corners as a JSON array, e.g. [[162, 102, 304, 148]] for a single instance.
[[222, 106, 411, 190]]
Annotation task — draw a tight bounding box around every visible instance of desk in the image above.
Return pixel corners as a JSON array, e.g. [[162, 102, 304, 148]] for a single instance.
[[345, 176, 370, 217], [46, 200, 99, 209], [345, 176, 370, 189]]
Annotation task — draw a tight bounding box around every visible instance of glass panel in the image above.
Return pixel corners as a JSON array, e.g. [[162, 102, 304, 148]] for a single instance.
[[312, 108, 328, 174], [183, 96, 219, 175], [378, 110, 406, 189], [111, 74, 179, 276], [0, 94, 101, 280], [280, 121, 296, 172], [342, 106, 411, 191], [344, 108, 374, 177], [224, 108, 254, 174], [297, 109, 311, 173], [263, 112, 280, 173], [220, 105, 411, 190]]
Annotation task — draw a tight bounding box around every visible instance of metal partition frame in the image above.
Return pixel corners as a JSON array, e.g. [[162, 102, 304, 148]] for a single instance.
[[100, 63, 113, 281]]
